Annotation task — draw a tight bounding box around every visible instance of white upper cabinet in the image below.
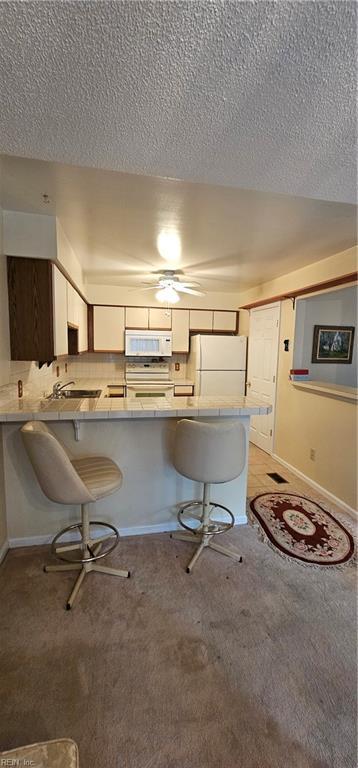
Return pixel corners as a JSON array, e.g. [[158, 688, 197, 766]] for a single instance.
[[148, 308, 172, 329], [189, 310, 213, 331], [213, 311, 237, 332], [172, 309, 189, 352], [67, 283, 88, 352], [125, 306, 149, 329], [52, 266, 68, 356], [78, 297, 88, 352], [67, 284, 79, 326], [93, 306, 125, 351]]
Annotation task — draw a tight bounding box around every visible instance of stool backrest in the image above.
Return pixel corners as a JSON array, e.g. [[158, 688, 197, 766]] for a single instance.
[[21, 421, 94, 504], [174, 419, 246, 484]]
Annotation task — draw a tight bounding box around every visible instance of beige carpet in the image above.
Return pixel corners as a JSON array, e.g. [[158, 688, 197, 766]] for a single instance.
[[0, 523, 356, 768]]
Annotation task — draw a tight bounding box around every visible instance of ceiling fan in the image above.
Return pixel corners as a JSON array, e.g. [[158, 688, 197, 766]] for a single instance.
[[139, 270, 205, 303]]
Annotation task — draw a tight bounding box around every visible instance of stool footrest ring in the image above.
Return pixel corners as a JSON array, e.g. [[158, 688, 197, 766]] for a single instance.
[[51, 521, 120, 564], [177, 501, 235, 536]]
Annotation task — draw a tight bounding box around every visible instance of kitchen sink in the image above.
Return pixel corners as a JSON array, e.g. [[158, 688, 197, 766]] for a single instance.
[[54, 389, 102, 399]]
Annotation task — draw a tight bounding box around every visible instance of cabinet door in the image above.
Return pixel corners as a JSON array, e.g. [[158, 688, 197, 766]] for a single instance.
[[213, 311, 237, 332], [67, 284, 78, 327], [125, 306, 149, 329], [172, 309, 189, 352], [52, 266, 68, 356], [94, 306, 125, 351], [148, 307, 172, 329], [189, 310, 213, 331], [7, 257, 54, 361], [174, 384, 194, 396], [78, 298, 88, 352]]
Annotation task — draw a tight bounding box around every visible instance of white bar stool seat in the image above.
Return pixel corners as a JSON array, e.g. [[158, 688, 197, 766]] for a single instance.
[[171, 419, 246, 572], [21, 421, 130, 609]]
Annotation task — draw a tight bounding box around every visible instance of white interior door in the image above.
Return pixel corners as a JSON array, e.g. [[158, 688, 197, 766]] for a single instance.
[[247, 304, 280, 453]]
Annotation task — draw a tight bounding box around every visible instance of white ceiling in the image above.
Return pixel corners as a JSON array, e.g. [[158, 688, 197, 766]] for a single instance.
[[0, 1, 356, 204], [1, 154, 356, 292]]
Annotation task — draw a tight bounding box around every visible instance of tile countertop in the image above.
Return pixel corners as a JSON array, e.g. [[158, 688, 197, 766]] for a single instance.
[[0, 379, 272, 422]]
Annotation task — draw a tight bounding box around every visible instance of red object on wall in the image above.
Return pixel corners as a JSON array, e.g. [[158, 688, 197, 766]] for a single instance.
[[290, 369, 309, 374]]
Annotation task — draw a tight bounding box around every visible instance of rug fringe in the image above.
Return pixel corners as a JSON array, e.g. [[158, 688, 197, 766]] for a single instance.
[[246, 504, 357, 571]]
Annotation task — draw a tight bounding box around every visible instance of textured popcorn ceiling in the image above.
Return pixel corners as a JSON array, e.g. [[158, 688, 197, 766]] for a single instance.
[[0, 1, 356, 204]]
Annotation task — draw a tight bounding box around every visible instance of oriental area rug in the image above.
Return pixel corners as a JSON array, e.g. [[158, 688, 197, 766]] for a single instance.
[[249, 492, 356, 568]]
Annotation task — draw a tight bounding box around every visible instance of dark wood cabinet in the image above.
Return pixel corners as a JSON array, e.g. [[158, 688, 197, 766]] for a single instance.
[[7, 256, 55, 363]]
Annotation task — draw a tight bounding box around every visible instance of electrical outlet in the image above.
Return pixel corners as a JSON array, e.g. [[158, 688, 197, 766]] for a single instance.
[[310, 449, 316, 461], [56, 365, 60, 377], [65, 362, 68, 373], [175, 362, 180, 371]]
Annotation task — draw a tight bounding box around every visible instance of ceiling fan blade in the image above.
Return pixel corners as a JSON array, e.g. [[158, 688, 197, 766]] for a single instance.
[[175, 286, 205, 296], [139, 285, 159, 291], [172, 280, 201, 289], [128, 284, 158, 293]]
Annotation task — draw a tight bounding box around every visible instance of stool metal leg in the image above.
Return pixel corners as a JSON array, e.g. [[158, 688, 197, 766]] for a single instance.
[[171, 532, 199, 543], [209, 540, 242, 563], [44, 503, 130, 609], [186, 540, 206, 573], [174, 482, 243, 572], [66, 566, 88, 610], [92, 564, 130, 578], [44, 563, 82, 573]]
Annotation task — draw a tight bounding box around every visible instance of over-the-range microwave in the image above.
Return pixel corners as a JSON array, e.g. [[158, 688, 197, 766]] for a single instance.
[[125, 330, 172, 357]]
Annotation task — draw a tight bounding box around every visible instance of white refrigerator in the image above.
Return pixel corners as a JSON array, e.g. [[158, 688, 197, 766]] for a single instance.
[[188, 335, 247, 396]]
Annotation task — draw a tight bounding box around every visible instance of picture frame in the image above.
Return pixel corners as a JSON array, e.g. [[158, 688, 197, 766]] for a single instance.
[[311, 325, 355, 364]]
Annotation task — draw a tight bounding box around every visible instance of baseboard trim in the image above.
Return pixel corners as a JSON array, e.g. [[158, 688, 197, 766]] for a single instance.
[[0, 538, 9, 564], [8, 515, 248, 549], [272, 453, 357, 519]]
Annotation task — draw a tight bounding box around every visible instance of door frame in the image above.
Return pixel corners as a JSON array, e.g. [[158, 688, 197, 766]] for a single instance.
[[247, 302, 281, 454]]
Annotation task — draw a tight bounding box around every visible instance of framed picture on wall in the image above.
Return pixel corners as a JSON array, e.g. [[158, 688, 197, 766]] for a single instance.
[[311, 325, 355, 364]]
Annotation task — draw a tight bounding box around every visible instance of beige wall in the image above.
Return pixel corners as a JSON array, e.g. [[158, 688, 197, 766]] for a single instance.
[[85, 282, 240, 311], [56, 220, 85, 295], [238, 246, 358, 511], [3, 210, 57, 260]]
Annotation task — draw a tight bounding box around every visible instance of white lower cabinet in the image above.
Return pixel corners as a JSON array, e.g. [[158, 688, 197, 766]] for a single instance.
[[93, 306, 125, 351]]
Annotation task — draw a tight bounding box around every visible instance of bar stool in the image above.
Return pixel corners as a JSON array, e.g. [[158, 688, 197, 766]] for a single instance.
[[171, 419, 246, 572], [21, 421, 130, 609]]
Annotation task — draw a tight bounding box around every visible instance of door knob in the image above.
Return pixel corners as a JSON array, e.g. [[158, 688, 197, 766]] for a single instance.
[[247, 381, 251, 387]]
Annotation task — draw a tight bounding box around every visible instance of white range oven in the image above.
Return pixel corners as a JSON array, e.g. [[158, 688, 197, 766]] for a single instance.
[[125, 361, 174, 399]]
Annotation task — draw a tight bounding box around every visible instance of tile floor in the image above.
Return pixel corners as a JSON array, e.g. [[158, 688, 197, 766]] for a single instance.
[[247, 442, 350, 519]]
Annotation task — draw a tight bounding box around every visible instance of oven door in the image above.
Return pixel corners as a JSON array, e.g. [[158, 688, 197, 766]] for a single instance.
[[126, 383, 174, 399]]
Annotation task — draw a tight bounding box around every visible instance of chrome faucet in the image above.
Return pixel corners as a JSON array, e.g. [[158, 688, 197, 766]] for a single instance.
[[52, 380, 75, 399]]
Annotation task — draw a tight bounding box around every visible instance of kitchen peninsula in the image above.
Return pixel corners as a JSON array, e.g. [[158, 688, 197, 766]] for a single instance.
[[0, 387, 271, 547]]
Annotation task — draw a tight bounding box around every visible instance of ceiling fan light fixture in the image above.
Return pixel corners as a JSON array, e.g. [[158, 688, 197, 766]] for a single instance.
[[157, 229, 181, 264], [156, 285, 180, 304]]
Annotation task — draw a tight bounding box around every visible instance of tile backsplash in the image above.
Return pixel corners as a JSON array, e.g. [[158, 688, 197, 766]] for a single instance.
[[0, 353, 188, 404], [67, 353, 125, 380], [0, 359, 63, 405], [67, 353, 187, 380]]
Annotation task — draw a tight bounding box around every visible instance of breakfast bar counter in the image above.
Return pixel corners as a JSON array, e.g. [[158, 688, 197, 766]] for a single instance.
[[0, 385, 271, 547]]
